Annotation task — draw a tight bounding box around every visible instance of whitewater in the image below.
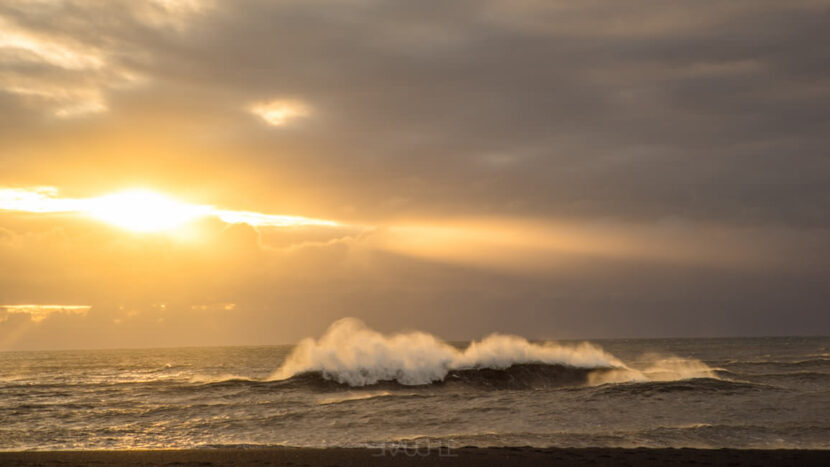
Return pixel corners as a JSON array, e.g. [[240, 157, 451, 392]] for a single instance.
[[269, 318, 713, 386], [1, 319, 829, 450]]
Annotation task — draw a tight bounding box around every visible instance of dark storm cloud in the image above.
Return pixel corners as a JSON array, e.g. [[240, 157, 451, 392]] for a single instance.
[[134, 0, 830, 225]]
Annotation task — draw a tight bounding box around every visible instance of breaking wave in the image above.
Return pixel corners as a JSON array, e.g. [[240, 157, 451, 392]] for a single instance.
[[269, 318, 716, 387]]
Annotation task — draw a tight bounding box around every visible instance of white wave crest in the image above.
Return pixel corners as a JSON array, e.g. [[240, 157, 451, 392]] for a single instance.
[[588, 356, 718, 385], [269, 318, 627, 386]]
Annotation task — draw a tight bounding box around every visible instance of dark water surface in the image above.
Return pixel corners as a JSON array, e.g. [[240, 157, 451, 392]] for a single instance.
[[1, 336, 828, 450]]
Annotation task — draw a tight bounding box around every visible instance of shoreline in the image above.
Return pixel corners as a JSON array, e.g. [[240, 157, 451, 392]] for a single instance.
[[1, 447, 829, 466]]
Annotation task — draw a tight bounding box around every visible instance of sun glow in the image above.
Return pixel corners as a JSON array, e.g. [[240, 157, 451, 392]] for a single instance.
[[85, 189, 210, 232], [0, 186, 339, 233]]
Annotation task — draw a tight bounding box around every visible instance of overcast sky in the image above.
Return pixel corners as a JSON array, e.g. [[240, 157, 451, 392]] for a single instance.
[[1, 0, 829, 350]]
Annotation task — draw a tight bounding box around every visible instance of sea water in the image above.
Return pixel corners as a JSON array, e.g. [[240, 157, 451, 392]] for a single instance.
[[1, 319, 828, 450]]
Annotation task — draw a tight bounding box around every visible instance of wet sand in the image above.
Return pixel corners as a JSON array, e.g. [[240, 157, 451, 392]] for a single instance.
[[1, 447, 829, 466]]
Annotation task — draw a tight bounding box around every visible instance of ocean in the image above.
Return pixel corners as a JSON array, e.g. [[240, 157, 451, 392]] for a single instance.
[[2, 319, 829, 451]]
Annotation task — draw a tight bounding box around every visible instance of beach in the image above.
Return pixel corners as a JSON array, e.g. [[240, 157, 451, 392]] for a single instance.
[[2, 447, 829, 466]]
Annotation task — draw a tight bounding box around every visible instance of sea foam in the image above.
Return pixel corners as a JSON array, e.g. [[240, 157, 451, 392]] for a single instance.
[[270, 318, 636, 386]]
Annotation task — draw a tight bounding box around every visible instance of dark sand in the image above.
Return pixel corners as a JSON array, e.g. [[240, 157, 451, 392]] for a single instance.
[[1, 447, 829, 466]]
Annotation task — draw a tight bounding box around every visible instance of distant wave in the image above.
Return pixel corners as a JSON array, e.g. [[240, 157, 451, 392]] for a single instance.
[[726, 358, 830, 368], [268, 318, 717, 387], [188, 374, 254, 384], [590, 377, 769, 396]]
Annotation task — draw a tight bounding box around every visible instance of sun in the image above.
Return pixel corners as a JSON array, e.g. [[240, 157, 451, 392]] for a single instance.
[[84, 189, 209, 233]]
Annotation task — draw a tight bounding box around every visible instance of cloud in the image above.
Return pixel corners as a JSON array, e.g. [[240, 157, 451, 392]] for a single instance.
[[0, 186, 76, 212], [0, 186, 340, 231], [0, 13, 134, 116], [249, 99, 311, 126], [0, 205, 828, 350], [370, 217, 821, 272], [0, 0, 213, 117], [133, 0, 214, 31], [0, 0, 829, 346], [1, 304, 90, 323], [214, 209, 335, 227], [2, 0, 828, 223], [0, 16, 104, 70], [190, 303, 236, 312]]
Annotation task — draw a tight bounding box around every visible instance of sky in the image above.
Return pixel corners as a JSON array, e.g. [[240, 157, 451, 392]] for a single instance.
[[0, 0, 829, 350]]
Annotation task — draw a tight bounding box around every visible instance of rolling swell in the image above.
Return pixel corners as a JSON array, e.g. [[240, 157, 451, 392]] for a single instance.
[[277, 363, 613, 390], [444, 364, 606, 389], [590, 377, 770, 397], [267, 366, 763, 393], [152, 364, 609, 392]]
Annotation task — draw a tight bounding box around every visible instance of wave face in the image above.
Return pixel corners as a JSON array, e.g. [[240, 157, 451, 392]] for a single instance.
[[269, 318, 714, 387], [276, 364, 604, 390]]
